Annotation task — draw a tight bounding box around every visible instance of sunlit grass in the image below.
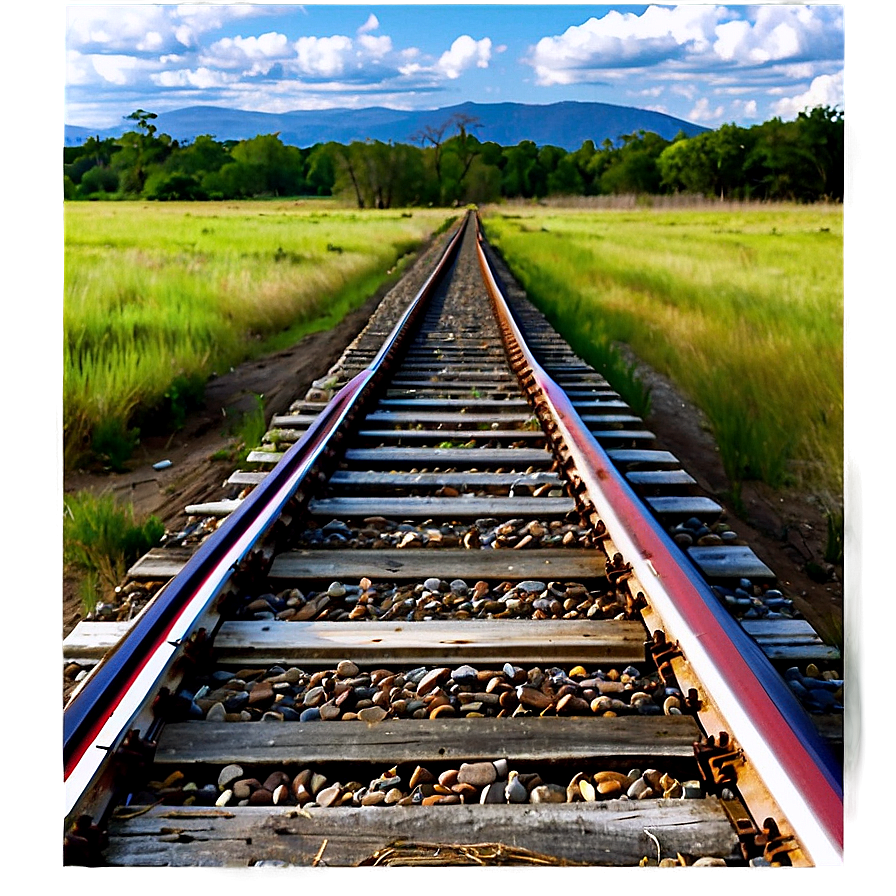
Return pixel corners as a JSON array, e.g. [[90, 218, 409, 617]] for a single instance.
[[481, 204, 843, 502], [64, 201, 455, 468]]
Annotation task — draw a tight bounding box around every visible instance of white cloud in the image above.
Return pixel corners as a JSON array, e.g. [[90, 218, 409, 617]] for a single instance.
[[152, 67, 237, 89], [66, 50, 96, 87], [772, 71, 844, 118], [437, 35, 492, 79], [530, 5, 725, 86], [205, 32, 291, 74], [89, 53, 142, 86], [529, 4, 843, 86], [358, 34, 393, 58], [689, 97, 725, 123], [67, 5, 268, 55], [713, 5, 841, 65], [294, 34, 354, 78], [358, 14, 379, 35]]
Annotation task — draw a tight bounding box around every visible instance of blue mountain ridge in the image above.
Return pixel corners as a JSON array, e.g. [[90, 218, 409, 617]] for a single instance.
[[65, 100, 707, 152]]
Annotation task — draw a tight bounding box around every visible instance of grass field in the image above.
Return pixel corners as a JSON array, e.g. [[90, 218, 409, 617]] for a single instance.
[[64, 201, 455, 469], [481, 204, 843, 504]]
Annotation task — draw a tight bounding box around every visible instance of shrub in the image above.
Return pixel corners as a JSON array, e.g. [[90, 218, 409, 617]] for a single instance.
[[63, 492, 165, 613]]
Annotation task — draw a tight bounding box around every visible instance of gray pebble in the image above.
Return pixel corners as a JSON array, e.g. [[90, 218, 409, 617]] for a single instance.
[[218, 764, 244, 791]]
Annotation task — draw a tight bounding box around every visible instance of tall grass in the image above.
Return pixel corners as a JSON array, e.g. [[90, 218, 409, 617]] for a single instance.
[[482, 205, 843, 500], [63, 491, 165, 613], [64, 201, 454, 469]]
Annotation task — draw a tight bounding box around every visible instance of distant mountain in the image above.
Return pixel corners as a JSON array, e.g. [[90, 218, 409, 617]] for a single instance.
[[65, 101, 707, 152]]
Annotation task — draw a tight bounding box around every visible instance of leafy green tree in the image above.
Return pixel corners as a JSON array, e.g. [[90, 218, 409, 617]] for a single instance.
[[165, 134, 230, 177], [144, 171, 208, 201], [111, 110, 172, 194], [230, 133, 305, 195], [76, 164, 119, 197], [306, 143, 337, 196]]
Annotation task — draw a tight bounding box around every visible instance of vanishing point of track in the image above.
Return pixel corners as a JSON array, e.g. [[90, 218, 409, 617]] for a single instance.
[[63, 212, 843, 868]]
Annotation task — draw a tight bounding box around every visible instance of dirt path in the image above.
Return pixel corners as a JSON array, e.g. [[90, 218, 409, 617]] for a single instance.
[[62, 289, 385, 638]]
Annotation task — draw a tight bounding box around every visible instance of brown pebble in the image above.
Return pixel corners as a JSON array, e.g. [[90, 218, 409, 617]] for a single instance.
[[409, 766, 435, 788], [458, 761, 497, 787], [316, 784, 342, 808], [358, 705, 388, 723], [247, 681, 275, 707], [249, 788, 273, 805], [517, 686, 553, 710], [263, 771, 290, 792], [557, 693, 590, 715], [233, 778, 261, 801]]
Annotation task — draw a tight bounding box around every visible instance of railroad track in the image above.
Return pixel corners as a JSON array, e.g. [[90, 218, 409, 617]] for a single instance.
[[63, 211, 843, 867]]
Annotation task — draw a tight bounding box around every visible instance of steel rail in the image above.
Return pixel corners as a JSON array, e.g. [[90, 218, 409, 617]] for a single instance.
[[475, 221, 843, 865], [63, 213, 468, 822]]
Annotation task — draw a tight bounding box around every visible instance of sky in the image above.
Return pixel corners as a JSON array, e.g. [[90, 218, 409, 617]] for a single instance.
[[64, 3, 845, 131]]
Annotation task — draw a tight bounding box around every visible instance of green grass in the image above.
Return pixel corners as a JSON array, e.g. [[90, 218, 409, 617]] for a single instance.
[[63, 491, 165, 614], [481, 204, 843, 502], [64, 201, 455, 469]]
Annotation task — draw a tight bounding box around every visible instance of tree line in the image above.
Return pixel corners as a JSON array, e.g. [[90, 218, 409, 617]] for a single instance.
[[64, 105, 843, 206]]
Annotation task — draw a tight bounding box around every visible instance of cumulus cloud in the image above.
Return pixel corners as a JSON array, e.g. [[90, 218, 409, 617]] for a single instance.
[[437, 36, 492, 79], [294, 34, 354, 78], [529, 5, 725, 85], [772, 71, 844, 118], [205, 32, 291, 74], [713, 5, 843, 65], [528, 4, 843, 85]]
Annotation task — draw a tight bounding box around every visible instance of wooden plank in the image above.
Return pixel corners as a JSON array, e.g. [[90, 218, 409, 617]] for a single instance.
[[266, 414, 320, 426], [607, 449, 679, 466], [308, 496, 576, 519], [378, 398, 530, 409], [579, 415, 644, 426], [154, 715, 702, 766], [245, 450, 283, 464], [391, 376, 517, 387], [268, 548, 607, 582], [387, 382, 520, 392], [128, 546, 195, 578], [185, 499, 242, 517], [569, 400, 630, 410], [645, 496, 722, 517], [344, 447, 552, 466], [590, 430, 656, 443], [63, 621, 133, 659], [227, 471, 267, 486], [328, 470, 563, 488], [741, 619, 828, 644], [357, 429, 546, 442], [755, 644, 841, 662], [366, 411, 532, 425], [688, 545, 775, 580], [626, 470, 695, 487], [211, 618, 640, 665], [105, 800, 739, 867]]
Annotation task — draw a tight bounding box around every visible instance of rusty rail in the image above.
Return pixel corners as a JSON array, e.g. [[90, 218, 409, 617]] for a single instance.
[[63, 214, 468, 823], [475, 217, 843, 865]]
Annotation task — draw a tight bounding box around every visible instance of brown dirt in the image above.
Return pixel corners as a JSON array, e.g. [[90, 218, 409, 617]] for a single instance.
[[62, 289, 385, 639], [62, 289, 843, 651]]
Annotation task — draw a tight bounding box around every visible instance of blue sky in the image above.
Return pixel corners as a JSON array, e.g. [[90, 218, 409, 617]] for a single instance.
[[65, 3, 845, 131]]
